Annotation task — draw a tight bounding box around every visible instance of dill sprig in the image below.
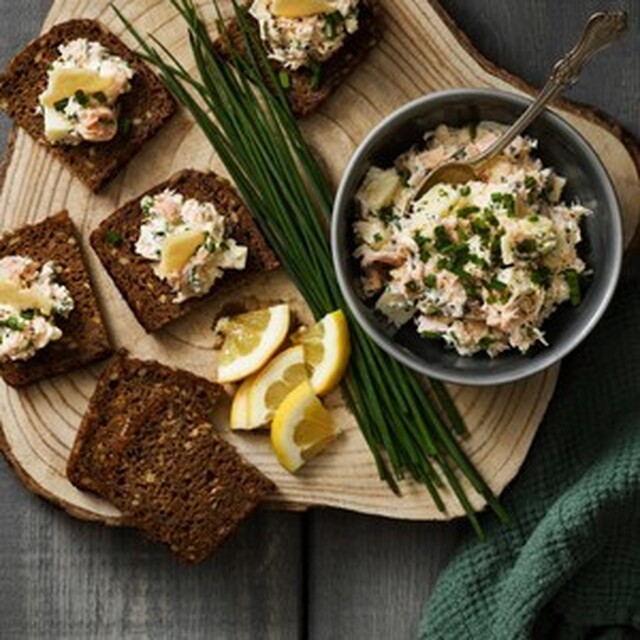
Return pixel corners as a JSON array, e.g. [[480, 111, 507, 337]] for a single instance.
[[116, 0, 508, 536]]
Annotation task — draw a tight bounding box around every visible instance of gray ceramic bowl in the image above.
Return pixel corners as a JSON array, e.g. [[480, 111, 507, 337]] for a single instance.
[[332, 89, 623, 386]]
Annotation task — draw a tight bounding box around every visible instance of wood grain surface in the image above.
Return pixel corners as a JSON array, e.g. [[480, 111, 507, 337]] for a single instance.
[[1, 0, 638, 527], [1, 1, 639, 639]]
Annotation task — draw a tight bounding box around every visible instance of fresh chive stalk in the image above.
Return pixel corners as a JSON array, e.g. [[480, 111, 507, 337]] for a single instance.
[[115, 0, 509, 535]]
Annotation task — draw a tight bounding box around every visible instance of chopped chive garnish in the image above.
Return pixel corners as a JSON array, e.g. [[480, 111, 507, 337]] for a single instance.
[[413, 230, 431, 262], [516, 238, 537, 254], [478, 336, 494, 350], [74, 89, 89, 106], [118, 117, 132, 137], [278, 70, 290, 89], [378, 205, 396, 225], [487, 277, 507, 291], [457, 205, 480, 218], [434, 225, 453, 251], [104, 229, 123, 247], [54, 97, 69, 112], [308, 60, 322, 90], [0, 316, 23, 331], [531, 266, 551, 286], [324, 20, 336, 38], [565, 269, 581, 306], [324, 11, 343, 39], [398, 167, 411, 187], [491, 192, 516, 217]]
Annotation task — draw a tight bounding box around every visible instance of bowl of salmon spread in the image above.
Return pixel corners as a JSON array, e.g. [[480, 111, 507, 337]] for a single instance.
[[332, 90, 623, 385]]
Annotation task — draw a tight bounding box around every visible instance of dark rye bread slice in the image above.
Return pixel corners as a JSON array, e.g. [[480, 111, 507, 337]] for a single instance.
[[90, 169, 280, 333], [0, 211, 112, 387], [102, 391, 275, 563], [0, 19, 176, 192], [215, 0, 380, 117], [67, 352, 222, 494]]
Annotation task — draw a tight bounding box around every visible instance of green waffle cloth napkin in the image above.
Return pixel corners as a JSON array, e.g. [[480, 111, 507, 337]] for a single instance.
[[420, 271, 640, 640]]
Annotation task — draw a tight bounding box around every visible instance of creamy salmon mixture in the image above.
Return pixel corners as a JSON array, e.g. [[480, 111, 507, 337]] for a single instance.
[[353, 122, 590, 357], [249, 0, 360, 71], [0, 256, 74, 362], [135, 190, 248, 304], [38, 39, 134, 145]]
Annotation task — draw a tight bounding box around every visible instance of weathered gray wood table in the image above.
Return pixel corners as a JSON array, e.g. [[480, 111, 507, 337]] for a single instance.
[[1, 1, 638, 638]]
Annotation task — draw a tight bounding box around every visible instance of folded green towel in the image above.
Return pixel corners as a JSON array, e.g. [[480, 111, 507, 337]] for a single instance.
[[420, 273, 640, 640]]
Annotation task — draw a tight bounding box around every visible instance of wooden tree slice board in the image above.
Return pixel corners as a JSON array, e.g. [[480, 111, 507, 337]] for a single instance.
[[1, 0, 638, 525]]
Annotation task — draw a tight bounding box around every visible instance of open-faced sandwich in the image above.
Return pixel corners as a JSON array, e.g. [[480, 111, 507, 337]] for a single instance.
[[67, 352, 275, 563], [90, 169, 280, 332], [216, 0, 380, 116], [0, 211, 112, 387], [0, 19, 176, 191]]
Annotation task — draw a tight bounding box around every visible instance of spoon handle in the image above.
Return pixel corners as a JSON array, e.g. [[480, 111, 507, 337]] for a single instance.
[[469, 10, 628, 169]]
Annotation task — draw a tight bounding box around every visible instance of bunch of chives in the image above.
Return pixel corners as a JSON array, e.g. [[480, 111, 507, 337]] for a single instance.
[[117, 0, 508, 536]]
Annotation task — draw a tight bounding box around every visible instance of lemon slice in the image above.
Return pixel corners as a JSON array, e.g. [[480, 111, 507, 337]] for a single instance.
[[271, 380, 339, 473], [293, 309, 351, 395], [237, 345, 308, 430], [216, 304, 290, 383]]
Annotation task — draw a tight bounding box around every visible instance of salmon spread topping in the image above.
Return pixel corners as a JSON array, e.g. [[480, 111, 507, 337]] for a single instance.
[[38, 38, 134, 145], [135, 189, 248, 303], [353, 122, 590, 357], [0, 256, 74, 361]]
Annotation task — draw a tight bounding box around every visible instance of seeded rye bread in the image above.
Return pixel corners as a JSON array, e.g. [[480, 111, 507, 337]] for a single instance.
[[67, 353, 275, 563], [215, 0, 380, 117], [0, 19, 176, 192], [0, 211, 112, 387], [90, 169, 280, 333], [67, 352, 222, 493], [104, 391, 274, 562]]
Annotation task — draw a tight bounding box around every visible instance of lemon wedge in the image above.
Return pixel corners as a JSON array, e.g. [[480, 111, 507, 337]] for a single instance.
[[229, 376, 254, 430], [293, 309, 351, 395], [216, 304, 290, 383], [271, 380, 339, 473], [237, 345, 308, 430]]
